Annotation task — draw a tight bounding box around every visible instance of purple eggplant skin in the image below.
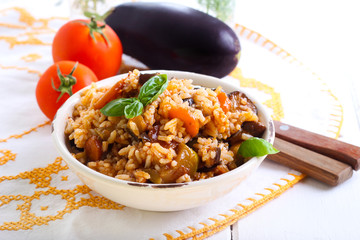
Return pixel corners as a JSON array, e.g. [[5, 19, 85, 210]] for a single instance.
[[105, 2, 241, 78]]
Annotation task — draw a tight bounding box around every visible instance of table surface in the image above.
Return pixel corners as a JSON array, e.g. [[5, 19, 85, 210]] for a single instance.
[[1, 0, 359, 239]]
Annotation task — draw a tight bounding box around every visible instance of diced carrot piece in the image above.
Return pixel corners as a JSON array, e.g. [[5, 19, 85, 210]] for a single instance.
[[217, 92, 231, 113], [168, 107, 199, 138], [94, 79, 124, 109]]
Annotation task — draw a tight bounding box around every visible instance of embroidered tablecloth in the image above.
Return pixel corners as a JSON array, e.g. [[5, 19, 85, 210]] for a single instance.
[[1, 1, 358, 239]]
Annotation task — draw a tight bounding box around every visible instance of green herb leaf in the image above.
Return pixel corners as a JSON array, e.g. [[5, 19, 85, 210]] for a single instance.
[[100, 98, 136, 117], [138, 74, 168, 106], [124, 100, 143, 119], [237, 137, 279, 158], [100, 74, 168, 119], [197, 0, 235, 22]]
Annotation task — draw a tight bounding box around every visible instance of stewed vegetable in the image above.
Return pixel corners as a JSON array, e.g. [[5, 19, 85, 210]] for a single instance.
[[65, 71, 279, 184]]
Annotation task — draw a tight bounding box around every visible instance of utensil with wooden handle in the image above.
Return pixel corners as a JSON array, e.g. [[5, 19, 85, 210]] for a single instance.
[[267, 121, 360, 186]]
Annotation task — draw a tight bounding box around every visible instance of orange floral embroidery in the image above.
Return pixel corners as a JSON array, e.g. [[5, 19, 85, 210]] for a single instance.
[[0, 63, 42, 77], [230, 67, 284, 121], [0, 149, 16, 165], [21, 53, 42, 62], [0, 120, 50, 143], [40, 206, 48, 211], [61, 176, 68, 181], [0, 7, 67, 48], [0, 157, 124, 231]]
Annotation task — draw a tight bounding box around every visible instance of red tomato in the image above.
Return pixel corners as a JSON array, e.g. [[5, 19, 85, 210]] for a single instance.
[[36, 61, 98, 120], [52, 19, 122, 80]]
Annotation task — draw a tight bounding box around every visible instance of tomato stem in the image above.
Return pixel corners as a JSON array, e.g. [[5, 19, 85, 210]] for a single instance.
[[78, 12, 110, 46], [51, 62, 78, 102]]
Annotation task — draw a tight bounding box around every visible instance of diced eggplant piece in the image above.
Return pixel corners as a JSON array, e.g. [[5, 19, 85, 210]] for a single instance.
[[228, 130, 243, 146], [197, 165, 215, 172], [144, 124, 179, 149], [198, 147, 221, 171], [228, 91, 257, 114], [122, 88, 139, 98], [228, 121, 266, 146], [186, 137, 198, 149], [213, 147, 221, 166], [242, 121, 266, 137], [67, 138, 83, 153], [148, 124, 160, 141], [139, 132, 151, 142], [125, 127, 139, 142], [159, 140, 179, 150], [183, 97, 195, 106], [139, 73, 158, 85]]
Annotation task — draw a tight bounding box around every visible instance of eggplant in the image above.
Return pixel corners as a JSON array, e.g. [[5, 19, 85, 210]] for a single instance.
[[106, 2, 241, 78], [228, 91, 258, 114]]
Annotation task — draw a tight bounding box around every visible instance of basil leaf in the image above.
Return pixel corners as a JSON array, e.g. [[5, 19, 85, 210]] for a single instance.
[[100, 98, 136, 117], [124, 100, 143, 119], [100, 74, 167, 119], [238, 137, 279, 158], [138, 74, 168, 106]]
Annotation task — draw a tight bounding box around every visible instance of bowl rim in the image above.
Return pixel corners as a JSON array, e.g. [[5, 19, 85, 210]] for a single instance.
[[52, 70, 275, 190]]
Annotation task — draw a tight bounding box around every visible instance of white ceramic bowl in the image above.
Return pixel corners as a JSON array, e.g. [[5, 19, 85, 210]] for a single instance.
[[52, 70, 275, 212]]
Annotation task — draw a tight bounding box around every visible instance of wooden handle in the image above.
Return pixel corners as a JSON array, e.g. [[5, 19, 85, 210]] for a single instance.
[[274, 121, 360, 170], [268, 138, 353, 186]]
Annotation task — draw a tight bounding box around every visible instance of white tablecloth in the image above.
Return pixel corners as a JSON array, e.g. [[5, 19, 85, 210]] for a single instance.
[[1, 0, 359, 239]]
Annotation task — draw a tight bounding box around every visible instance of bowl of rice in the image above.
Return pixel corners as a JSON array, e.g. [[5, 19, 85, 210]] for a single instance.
[[52, 69, 275, 211]]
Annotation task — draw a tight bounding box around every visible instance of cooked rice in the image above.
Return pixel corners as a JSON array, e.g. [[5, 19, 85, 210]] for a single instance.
[[65, 70, 263, 184]]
